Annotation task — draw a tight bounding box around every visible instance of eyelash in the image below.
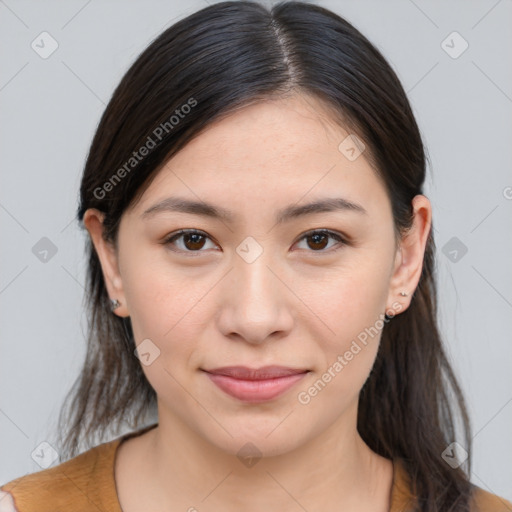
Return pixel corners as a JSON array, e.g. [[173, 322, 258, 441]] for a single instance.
[[162, 228, 347, 256]]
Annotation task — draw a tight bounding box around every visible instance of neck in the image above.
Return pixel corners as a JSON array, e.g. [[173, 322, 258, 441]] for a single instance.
[[144, 400, 393, 512]]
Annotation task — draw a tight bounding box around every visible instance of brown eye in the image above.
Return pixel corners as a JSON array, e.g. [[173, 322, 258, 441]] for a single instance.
[[164, 229, 217, 253], [182, 232, 206, 250], [163, 228, 346, 256], [306, 232, 329, 250], [295, 230, 346, 253]]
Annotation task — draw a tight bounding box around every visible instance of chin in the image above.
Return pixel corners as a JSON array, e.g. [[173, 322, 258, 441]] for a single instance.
[[200, 420, 304, 459], [224, 435, 300, 460]]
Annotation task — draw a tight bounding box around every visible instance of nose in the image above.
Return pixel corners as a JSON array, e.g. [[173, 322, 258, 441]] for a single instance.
[[216, 253, 294, 345]]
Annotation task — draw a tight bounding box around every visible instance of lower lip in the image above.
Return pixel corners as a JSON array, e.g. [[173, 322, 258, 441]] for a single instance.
[[204, 371, 308, 403]]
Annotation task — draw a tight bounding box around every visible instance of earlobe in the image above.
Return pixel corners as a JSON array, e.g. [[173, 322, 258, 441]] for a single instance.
[[386, 194, 432, 314], [82, 208, 129, 317]]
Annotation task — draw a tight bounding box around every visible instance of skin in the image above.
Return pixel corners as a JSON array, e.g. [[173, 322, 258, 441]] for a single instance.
[[84, 93, 431, 512]]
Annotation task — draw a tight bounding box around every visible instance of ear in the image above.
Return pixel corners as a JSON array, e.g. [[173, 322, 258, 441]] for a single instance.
[[82, 208, 129, 318], [386, 194, 432, 315]]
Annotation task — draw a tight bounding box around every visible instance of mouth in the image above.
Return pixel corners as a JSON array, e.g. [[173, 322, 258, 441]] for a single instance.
[[201, 366, 310, 403]]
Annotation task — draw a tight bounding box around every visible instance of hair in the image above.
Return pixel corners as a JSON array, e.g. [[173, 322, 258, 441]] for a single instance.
[[57, 1, 475, 510]]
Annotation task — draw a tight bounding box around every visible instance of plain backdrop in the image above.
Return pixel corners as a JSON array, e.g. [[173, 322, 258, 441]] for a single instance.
[[1, 0, 511, 501]]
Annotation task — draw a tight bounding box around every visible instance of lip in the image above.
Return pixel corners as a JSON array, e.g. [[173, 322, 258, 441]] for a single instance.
[[202, 366, 309, 403]]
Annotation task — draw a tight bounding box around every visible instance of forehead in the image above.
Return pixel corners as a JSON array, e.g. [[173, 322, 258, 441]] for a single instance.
[[132, 94, 391, 221], [176, 94, 355, 168]]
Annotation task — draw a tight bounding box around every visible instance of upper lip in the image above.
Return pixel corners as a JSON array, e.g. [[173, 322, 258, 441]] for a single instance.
[[203, 366, 309, 380]]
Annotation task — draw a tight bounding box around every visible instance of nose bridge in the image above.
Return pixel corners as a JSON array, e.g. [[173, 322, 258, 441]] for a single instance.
[[217, 241, 293, 343], [237, 247, 277, 302], [234, 244, 282, 317]]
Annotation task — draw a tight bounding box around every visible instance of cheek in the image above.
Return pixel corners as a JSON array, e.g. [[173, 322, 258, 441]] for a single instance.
[[294, 276, 387, 418], [121, 258, 209, 412], [121, 247, 206, 336], [120, 253, 212, 391], [306, 254, 391, 340], [298, 251, 392, 391]]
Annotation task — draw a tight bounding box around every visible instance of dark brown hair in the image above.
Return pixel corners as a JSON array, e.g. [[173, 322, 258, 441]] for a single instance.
[[58, 1, 474, 510]]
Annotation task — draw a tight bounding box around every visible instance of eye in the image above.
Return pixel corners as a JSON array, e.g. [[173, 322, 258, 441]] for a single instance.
[[163, 229, 218, 254], [293, 229, 346, 253], [162, 228, 347, 255]]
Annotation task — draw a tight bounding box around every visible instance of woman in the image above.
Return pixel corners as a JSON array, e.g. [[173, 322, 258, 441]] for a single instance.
[[1, 1, 510, 511]]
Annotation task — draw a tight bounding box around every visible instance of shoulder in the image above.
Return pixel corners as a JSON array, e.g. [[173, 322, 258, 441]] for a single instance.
[[390, 458, 511, 512], [0, 437, 121, 512], [470, 485, 512, 512]]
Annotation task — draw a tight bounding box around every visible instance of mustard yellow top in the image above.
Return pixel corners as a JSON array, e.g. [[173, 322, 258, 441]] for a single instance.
[[1, 424, 510, 511]]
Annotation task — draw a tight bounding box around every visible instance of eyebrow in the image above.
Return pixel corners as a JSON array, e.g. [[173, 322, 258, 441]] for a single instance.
[[141, 195, 367, 224]]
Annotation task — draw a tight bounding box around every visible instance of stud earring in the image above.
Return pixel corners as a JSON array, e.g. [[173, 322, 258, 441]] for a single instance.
[[110, 298, 121, 311], [399, 291, 408, 297]]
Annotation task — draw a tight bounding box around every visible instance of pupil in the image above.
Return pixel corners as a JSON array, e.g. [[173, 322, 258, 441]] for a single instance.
[[185, 233, 205, 250], [309, 233, 327, 250]]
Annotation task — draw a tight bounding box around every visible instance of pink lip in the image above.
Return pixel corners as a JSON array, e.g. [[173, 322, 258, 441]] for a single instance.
[[202, 366, 309, 403]]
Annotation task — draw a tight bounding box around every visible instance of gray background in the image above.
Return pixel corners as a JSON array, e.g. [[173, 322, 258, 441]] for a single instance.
[[1, 0, 511, 502]]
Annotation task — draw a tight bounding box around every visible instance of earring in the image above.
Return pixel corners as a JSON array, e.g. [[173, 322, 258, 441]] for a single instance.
[[400, 291, 408, 297], [110, 298, 121, 311]]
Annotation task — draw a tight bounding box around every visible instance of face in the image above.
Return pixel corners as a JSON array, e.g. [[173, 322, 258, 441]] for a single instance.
[[86, 93, 430, 458]]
